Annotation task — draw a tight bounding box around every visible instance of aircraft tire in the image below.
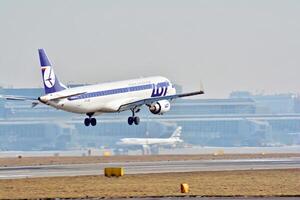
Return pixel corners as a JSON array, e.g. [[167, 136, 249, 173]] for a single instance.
[[84, 118, 90, 126], [128, 117, 134, 125], [133, 116, 140, 125], [90, 118, 97, 126]]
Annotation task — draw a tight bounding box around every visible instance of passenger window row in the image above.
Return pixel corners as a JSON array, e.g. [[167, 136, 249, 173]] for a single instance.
[[73, 82, 169, 100]]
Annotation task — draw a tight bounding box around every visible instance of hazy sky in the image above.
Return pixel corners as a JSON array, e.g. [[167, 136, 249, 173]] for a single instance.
[[0, 0, 299, 98]]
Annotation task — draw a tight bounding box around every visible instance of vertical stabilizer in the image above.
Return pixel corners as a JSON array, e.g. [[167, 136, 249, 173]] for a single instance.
[[38, 49, 66, 94], [170, 126, 182, 139]]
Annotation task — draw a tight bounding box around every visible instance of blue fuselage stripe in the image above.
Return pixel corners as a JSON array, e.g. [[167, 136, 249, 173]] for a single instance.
[[68, 82, 169, 101]]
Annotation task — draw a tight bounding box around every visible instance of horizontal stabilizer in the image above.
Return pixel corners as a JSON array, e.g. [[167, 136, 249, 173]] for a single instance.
[[0, 95, 37, 101], [0, 95, 40, 108]]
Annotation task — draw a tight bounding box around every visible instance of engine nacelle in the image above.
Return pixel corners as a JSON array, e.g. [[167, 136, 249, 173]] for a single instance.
[[149, 100, 171, 115]]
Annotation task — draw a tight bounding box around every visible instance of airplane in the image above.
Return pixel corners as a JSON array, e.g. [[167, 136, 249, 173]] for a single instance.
[[116, 126, 183, 154], [0, 49, 204, 126]]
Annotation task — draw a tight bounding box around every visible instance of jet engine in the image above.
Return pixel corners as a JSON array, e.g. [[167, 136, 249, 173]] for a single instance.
[[149, 100, 171, 115]]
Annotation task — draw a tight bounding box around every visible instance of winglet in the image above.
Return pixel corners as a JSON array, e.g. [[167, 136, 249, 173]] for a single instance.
[[177, 82, 204, 98], [200, 81, 204, 94]]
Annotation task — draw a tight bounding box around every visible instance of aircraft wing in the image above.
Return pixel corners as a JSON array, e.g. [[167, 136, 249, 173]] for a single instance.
[[118, 90, 204, 112]]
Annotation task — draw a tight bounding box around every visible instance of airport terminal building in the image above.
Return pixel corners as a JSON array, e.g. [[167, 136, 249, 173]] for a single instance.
[[0, 87, 300, 151]]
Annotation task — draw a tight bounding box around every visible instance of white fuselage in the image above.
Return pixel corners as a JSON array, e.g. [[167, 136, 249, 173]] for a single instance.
[[119, 137, 183, 146], [39, 76, 176, 114]]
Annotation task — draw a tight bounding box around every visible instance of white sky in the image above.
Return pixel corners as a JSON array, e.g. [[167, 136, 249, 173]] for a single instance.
[[0, 0, 299, 98]]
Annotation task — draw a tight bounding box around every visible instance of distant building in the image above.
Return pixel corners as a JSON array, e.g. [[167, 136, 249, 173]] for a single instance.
[[230, 91, 298, 114], [0, 88, 299, 150]]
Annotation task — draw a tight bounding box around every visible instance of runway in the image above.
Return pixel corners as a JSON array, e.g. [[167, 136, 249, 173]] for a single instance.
[[112, 198, 300, 200], [0, 157, 299, 179], [111, 198, 300, 200]]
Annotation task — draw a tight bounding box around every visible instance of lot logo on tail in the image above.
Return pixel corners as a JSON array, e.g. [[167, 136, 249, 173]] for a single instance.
[[42, 67, 56, 88]]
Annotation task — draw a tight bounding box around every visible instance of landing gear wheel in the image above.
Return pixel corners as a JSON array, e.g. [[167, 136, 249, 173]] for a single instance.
[[84, 113, 96, 127], [128, 117, 134, 125], [84, 118, 90, 126], [133, 116, 140, 125], [90, 118, 97, 126]]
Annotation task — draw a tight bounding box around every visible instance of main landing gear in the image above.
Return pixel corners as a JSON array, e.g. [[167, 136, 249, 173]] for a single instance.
[[84, 113, 97, 126], [128, 109, 140, 125]]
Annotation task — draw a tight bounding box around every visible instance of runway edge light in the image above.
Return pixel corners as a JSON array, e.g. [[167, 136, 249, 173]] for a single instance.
[[180, 183, 189, 193], [104, 167, 124, 177]]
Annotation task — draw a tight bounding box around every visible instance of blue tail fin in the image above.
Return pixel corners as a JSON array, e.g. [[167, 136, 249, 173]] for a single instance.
[[38, 49, 66, 94]]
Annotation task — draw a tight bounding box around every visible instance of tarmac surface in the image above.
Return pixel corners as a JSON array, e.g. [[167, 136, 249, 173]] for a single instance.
[[110, 198, 300, 200], [1, 146, 300, 157], [0, 157, 300, 179]]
